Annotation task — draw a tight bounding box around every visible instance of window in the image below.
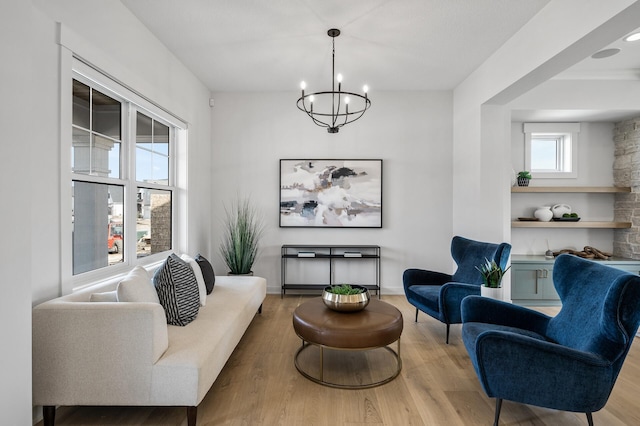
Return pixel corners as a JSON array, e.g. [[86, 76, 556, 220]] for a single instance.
[[69, 61, 184, 281], [524, 123, 580, 178]]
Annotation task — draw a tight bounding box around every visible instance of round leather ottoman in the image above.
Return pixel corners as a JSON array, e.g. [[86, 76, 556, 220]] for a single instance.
[[292, 297, 403, 388]]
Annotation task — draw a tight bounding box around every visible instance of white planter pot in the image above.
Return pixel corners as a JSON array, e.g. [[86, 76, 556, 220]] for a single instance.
[[481, 286, 503, 300]]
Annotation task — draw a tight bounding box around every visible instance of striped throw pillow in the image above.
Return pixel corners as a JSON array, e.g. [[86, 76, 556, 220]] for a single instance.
[[153, 254, 200, 326]]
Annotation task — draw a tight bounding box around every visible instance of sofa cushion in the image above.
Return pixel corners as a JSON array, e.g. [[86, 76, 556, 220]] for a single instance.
[[181, 254, 207, 306], [117, 266, 160, 304], [195, 254, 216, 294], [90, 291, 118, 302], [154, 254, 200, 326]]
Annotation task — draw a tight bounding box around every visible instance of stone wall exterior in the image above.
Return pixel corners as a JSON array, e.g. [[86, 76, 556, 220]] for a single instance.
[[613, 117, 640, 259]]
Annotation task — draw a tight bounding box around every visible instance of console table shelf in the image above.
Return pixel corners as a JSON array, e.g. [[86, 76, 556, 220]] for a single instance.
[[281, 245, 381, 297]]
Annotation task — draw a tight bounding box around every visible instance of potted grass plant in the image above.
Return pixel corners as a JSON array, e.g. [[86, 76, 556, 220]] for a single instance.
[[220, 197, 265, 275], [476, 258, 511, 299]]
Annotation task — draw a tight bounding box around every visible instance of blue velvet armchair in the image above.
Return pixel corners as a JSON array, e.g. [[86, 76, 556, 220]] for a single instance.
[[403, 236, 511, 343], [461, 254, 640, 426]]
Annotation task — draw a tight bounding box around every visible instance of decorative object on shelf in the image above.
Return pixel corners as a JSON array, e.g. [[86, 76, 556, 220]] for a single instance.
[[280, 159, 382, 228], [510, 168, 517, 187], [553, 246, 612, 260], [551, 204, 571, 218], [517, 171, 531, 186], [552, 214, 580, 222], [476, 258, 511, 300], [297, 29, 371, 133], [517, 217, 539, 221], [322, 284, 370, 312], [220, 196, 265, 275], [533, 206, 553, 222], [545, 239, 554, 260]]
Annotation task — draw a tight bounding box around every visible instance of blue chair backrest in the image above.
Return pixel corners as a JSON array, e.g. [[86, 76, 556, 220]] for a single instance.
[[451, 236, 511, 285], [547, 254, 640, 367]]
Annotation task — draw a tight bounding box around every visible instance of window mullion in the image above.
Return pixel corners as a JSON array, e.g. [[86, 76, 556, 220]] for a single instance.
[[124, 103, 137, 265]]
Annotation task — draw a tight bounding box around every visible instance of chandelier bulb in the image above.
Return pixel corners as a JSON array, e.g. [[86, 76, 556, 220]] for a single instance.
[[337, 73, 343, 83], [309, 95, 315, 103], [363, 85, 369, 93], [300, 81, 306, 90], [344, 96, 350, 104]]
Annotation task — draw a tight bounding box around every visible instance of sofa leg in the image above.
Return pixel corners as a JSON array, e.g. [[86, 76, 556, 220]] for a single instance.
[[258, 303, 263, 314], [586, 412, 593, 426], [415, 308, 418, 322], [493, 398, 502, 426], [445, 324, 450, 344], [43, 406, 55, 426], [187, 406, 197, 426]]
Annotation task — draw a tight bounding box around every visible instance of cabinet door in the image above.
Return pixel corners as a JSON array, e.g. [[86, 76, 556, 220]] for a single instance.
[[607, 263, 640, 275], [512, 264, 557, 302]]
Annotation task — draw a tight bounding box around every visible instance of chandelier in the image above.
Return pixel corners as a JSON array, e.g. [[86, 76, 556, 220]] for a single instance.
[[297, 29, 371, 133]]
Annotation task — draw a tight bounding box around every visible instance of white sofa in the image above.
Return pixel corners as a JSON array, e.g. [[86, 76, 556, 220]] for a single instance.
[[32, 272, 266, 426]]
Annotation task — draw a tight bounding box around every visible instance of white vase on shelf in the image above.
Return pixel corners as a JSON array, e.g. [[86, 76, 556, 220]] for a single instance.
[[534, 206, 553, 222]]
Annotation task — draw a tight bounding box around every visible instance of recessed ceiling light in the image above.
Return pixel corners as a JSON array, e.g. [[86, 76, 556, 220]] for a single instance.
[[591, 48, 621, 59], [624, 32, 640, 42]]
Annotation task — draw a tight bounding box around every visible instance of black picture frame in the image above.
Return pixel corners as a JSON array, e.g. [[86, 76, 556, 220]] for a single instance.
[[279, 159, 383, 228]]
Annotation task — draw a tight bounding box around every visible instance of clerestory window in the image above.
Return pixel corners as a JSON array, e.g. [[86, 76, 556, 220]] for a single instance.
[[524, 123, 580, 179]]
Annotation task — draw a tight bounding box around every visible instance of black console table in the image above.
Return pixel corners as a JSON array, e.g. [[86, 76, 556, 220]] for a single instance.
[[281, 245, 381, 297]]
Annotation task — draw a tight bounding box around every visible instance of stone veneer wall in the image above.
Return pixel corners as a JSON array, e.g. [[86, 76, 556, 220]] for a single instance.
[[613, 117, 640, 259]]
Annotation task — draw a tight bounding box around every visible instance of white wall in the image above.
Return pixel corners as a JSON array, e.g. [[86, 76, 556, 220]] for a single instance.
[[0, 2, 35, 424], [7, 1, 212, 422], [210, 91, 454, 294], [510, 121, 617, 254], [453, 0, 640, 245], [29, 0, 213, 305], [506, 77, 640, 255]]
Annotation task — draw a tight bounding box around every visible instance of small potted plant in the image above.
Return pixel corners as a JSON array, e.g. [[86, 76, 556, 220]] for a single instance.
[[322, 284, 370, 312], [476, 258, 511, 299], [517, 171, 532, 187], [220, 197, 265, 275]]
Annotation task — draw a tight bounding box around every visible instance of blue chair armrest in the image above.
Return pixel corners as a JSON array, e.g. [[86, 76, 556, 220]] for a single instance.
[[402, 268, 452, 291], [474, 331, 613, 411], [462, 295, 550, 335], [439, 282, 480, 324]]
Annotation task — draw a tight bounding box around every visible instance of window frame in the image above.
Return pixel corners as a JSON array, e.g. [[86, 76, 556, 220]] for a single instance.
[[61, 56, 186, 293], [524, 122, 580, 179]]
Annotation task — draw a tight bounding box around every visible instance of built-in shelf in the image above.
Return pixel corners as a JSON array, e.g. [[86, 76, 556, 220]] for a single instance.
[[511, 186, 630, 193], [511, 221, 631, 229], [511, 186, 631, 229]]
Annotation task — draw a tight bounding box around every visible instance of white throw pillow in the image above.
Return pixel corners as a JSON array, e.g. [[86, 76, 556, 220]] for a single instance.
[[89, 290, 118, 302], [117, 266, 160, 304], [181, 254, 207, 306]]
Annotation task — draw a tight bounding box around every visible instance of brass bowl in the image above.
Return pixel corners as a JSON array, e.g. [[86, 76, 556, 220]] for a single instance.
[[322, 286, 370, 312]]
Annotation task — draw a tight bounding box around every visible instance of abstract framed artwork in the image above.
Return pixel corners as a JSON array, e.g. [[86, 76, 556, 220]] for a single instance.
[[279, 159, 383, 228]]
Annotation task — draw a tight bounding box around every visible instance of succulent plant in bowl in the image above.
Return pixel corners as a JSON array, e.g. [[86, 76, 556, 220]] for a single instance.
[[322, 284, 370, 312]]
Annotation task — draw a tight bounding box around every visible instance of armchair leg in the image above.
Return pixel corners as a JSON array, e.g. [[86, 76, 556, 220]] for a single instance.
[[445, 324, 450, 344], [586, 412, 593, 426], [415, 308, 418, 322], [493, 398, 502, 426]]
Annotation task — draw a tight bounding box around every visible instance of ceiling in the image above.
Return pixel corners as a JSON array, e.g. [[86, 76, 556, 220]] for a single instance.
[[121, 0, 552, 92], [121, 0, 640, 121]]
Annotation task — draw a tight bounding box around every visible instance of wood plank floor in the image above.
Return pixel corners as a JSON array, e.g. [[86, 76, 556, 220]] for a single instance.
[[42, 295, 640, 425]]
